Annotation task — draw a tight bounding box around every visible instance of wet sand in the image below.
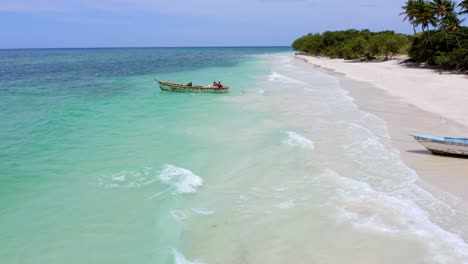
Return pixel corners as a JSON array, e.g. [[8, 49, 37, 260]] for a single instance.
[[296, 55, 468, 201]]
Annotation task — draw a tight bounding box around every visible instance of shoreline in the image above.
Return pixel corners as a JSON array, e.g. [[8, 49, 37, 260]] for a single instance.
[[296, 55, 468, 201]]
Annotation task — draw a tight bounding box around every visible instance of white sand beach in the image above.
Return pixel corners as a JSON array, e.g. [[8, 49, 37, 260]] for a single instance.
[[297, 55, 468, 127], [297, 54, 468, 200]]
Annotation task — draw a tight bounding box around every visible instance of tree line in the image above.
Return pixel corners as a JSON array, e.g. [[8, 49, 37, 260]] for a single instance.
[[292, 0, 467, 70], [401, 0, 467, 70], [292, 30, 411, 61]]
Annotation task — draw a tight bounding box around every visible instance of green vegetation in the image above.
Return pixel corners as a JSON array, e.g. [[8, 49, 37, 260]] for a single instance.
[[292, 0, 467, 71], [401, 0, 467, 70], [292, 30, 411, 60], [409, 27, 468, 69]]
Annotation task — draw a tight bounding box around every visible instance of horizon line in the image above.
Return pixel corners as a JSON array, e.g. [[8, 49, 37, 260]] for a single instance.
[[0, 45, 292, 51]]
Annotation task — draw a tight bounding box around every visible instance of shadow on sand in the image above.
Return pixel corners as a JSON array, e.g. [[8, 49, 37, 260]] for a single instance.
[[407, 149, 468, 159], [342, 57, 467, 75]]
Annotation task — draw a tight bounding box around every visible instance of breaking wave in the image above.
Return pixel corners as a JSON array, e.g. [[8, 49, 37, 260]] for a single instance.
[[172, 249, 205, 264], [159, 165, 204, 194], [267, 72, 304, 84], [283, 131, 315, 149], [320, 169, 468, 263], [98, 167, 156, 189]]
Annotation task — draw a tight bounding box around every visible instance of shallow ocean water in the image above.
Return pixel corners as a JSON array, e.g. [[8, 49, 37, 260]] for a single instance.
[[1, 48, 468, 264]]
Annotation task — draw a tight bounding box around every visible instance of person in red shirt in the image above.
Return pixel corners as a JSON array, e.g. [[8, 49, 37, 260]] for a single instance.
[[213, 81, 219, 87]]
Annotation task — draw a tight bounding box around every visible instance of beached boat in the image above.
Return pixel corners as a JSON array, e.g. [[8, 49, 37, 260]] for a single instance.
[[156, 79, 229, 93], [410, 134, 468, 156]]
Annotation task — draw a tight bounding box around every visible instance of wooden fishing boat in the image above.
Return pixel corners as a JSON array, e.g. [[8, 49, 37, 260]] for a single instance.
[[410, 134, 468, 156], [156, 79, 229, 93]]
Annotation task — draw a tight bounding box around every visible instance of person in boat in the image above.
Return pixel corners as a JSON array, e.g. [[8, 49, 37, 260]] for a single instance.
[[187, 82, 192, 86], [213, 81, 219, 87], [218, 81, 223, 88]]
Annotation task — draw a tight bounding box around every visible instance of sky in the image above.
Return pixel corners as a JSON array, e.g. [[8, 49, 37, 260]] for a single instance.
[[0, 0, 413, 49]]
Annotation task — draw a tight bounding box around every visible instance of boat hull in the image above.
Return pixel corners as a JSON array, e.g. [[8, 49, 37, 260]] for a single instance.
[[410, 134, 468, 156], [156, 80, 229, 93]]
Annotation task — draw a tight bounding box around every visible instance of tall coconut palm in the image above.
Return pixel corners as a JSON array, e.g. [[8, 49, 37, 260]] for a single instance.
[[401, 0, 419, 34], [431, 0, 456, 30], [431, 0, 454, 18], [443, 11, 465, 47], [441, 11, 464, 30], [414, 0, 438, 46], [459, 0, 468, 15]]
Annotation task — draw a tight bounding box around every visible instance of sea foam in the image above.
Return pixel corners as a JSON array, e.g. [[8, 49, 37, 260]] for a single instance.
[[170, 210, 187, 224], [98, 167, 156, 189], [274, 200, 295, 209], [172, 249, 205, 264], [283, 131, 315, 149], [159, 165, 203, 194], [267, 72, 304, 84], [321, 169, 468, 263], [191, 208, 215, 215]]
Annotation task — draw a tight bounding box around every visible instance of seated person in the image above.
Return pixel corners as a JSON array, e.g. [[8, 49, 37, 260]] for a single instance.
[[213, 81, 219, 87], [187, 82, 192, 86]]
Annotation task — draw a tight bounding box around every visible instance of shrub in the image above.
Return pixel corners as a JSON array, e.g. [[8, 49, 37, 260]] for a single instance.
[[408, 27, 468, 70], [292, 29, 411, 61]]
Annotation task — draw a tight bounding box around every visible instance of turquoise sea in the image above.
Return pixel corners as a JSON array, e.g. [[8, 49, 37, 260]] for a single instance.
[[1, 47, 468, 264]]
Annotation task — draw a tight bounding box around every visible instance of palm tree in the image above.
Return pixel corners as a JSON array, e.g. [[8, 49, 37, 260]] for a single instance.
[[401, 0, 419, 34], [414, 0, 438, 46], [459, 0, 468, 15], [431, 0, 454, 18], [431, 0, 456, 31], [441, 11, 464, 30], [443, 11, 465, 47]]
